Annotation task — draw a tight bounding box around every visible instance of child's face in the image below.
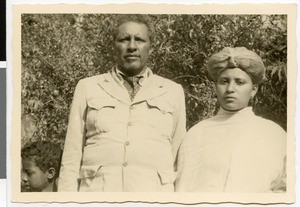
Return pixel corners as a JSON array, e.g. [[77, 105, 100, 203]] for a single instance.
[[21, 158, 49, 192]]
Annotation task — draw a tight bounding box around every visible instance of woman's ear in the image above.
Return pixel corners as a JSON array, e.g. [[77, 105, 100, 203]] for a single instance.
[[251, 84, 258, 98], [149, 47, 153, 56], [46, 167, 56, 180]]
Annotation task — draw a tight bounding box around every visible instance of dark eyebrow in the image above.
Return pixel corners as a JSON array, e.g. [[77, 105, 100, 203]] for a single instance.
[[135, 36, 146, 40], [234, 77, 247, 81], [218, 77, 229, 80]]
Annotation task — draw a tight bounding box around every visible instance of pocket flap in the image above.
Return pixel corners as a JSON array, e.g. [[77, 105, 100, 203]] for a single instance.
[[157, 170, 176, 185], [87, 98, 116, 110], [79, 165, 102, 179], [147, 99, 174, 114]]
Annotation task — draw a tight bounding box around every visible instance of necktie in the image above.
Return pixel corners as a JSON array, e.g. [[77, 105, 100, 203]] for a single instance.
[[122, 76, 142, 101]]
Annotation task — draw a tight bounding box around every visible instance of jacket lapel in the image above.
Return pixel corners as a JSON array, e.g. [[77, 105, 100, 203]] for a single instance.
[[133, 75, 167, 103], [97, 69, 167, 104], [97, 71, 131, 104]]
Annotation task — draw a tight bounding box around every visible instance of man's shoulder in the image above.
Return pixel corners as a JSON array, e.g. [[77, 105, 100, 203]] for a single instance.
[[153, 74, 182, 88]]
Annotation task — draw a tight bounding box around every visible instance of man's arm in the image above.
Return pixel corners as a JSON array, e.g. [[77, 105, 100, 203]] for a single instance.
[[57, 80, 87, 192], [171, 84, 186, 170]]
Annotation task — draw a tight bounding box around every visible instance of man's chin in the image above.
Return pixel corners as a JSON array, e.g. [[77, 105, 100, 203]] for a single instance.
[[120, 65, 143, 76]]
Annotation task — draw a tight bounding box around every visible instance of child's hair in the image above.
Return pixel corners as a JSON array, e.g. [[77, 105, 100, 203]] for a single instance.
[[21, 141, 62, 178]]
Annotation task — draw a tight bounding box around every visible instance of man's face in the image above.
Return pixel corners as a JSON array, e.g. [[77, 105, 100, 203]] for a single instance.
[[114, 21, 151, 76], [21, 158, 49, 192], [216, 68, 257, 111]]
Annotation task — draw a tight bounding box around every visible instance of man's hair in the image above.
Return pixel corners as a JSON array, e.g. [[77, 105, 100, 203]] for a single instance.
[[21, 141, 62, 177], [112, 14, 155, 42]]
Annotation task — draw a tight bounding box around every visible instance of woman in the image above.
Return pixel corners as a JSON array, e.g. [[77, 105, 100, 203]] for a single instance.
[[176, 47, 286, 192]]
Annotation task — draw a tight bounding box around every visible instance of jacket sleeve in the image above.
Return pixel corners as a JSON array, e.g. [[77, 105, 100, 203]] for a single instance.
[[174, 134, 187, 191], [171, 84, 186, 170], [57, 80, 87, 192]]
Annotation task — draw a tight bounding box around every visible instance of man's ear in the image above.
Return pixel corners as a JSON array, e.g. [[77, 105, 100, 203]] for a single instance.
[[46, 167, 56, 180], [251, 84, 258, 98]]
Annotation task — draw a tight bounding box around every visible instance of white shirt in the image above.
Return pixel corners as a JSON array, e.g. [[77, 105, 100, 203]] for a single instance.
[[176, 107, 286, 192]]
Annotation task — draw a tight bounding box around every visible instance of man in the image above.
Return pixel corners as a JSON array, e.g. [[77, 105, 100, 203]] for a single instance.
[[58, 15, 186, 192]]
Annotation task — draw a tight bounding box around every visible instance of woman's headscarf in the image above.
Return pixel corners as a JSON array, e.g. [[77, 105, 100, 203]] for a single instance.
[[207, 47, 266, 84]]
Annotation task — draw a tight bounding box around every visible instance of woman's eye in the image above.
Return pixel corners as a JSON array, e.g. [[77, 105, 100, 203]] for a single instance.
[[218, 79, 228, 84], [236, 80, 245, 85]]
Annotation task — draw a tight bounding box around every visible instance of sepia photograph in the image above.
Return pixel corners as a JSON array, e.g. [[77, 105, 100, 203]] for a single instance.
[[0, 67, 6, 180], [11, 3, 296, 204]]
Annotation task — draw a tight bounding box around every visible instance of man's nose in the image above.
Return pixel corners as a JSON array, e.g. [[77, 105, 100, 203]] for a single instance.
[[127, 38, 137, 52]]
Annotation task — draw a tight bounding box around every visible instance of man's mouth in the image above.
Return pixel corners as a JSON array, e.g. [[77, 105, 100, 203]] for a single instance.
[[124, 55, 139, 59]]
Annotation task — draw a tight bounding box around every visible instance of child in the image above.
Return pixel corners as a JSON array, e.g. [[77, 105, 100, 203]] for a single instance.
[[21, 141, 62, 192]]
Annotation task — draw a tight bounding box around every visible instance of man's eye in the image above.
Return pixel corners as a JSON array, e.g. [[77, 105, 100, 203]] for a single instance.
[[118, 37, 129, 42], [135, 37, 145, 42]]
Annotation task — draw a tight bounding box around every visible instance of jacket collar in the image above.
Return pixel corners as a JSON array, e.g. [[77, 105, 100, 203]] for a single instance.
[[97, 67, 167, 104], [115, 66, 150, 86]]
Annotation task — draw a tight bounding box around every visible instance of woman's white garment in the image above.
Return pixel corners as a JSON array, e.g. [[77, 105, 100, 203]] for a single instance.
[[176, 107, 286, 192]]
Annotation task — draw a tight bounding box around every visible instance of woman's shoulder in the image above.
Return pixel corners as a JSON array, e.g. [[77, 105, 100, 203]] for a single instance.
[[253, 115, 285, 133], [251, 115, 286, 145], [184, 117, 214, 140], [191, 115, 219, 129]]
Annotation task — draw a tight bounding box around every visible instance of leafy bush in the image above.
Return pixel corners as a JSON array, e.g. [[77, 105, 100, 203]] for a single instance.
[[21, 14, 287, 146]]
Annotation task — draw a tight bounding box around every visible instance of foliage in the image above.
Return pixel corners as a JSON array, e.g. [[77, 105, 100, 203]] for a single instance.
[[21, 14, 287, 146]]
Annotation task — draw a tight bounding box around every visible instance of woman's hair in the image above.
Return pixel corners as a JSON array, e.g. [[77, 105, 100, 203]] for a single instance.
[[207, 47, 266, 84], [21, 141, 62, 177]]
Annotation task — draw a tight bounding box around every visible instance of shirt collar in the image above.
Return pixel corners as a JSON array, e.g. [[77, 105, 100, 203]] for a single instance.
[[218, 106, 253, 117], [115, 66, 150, 86]]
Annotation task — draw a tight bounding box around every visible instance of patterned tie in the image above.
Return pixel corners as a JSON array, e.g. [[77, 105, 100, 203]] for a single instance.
[[122, 76, 142, 101]]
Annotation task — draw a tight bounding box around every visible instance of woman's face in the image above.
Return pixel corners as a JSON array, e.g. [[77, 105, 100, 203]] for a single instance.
[[216, 68, 258, 111]]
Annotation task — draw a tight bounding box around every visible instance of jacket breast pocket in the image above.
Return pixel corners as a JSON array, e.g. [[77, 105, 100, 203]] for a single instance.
[[146, 99, 175, 138], [79, 165, 104, 192], [86, 98, 117, 133]]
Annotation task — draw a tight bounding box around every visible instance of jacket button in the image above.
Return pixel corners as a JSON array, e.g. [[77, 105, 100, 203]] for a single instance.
[[125, 141, 130, 146], [123, 162, 128, 167], [128, 122, 132, 126], [129, 105, 134, 110]]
